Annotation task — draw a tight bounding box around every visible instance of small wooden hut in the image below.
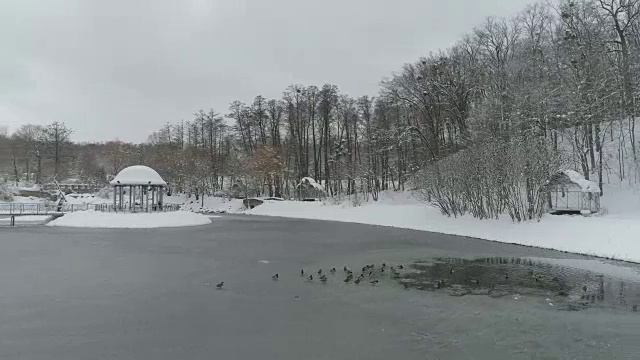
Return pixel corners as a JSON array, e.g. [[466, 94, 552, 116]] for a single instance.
[[546, 170, 600, 214], [296, 177, 325, 200]]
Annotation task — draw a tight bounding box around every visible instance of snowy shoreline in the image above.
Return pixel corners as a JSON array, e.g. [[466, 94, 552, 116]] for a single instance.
[[245, 201, 640, 263], [3, 186, 636, 263], [162, 190, 640, 263]]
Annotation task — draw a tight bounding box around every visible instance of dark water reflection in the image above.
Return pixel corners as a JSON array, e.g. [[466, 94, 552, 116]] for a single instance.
[[398, 257, 640, 312]]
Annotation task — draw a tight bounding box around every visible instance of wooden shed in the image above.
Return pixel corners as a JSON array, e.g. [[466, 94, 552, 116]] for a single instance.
[[296, 177, 325, 200], [546, 170, 600, 214]]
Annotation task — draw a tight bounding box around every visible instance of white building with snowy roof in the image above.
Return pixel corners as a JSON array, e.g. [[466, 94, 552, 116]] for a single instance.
[[109, 165, 168, 212], [546, 170, 600, 214]]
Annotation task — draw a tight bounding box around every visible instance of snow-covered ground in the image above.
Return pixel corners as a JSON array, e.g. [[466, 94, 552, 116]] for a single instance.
[[63, 193, 111, 205], [0, 196, 47, 204], [164, 194, 244, 213], [47, 210, 212, 228], [0, 191, 110, 206]]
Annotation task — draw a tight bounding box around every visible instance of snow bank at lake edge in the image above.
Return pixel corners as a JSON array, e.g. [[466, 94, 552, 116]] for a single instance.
[[246, 196, 640, 264], [158, 190, 640, 263]]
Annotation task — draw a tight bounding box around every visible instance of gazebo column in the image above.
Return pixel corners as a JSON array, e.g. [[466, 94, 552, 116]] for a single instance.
[[113, 186, 117, 211], [159, 186, 163, 210], [133, 186, 137, 213], [119, 186, 123, 211], [145, 186, 150, 212], [151, 186, 156, 211], [129, 186, 132, 210]]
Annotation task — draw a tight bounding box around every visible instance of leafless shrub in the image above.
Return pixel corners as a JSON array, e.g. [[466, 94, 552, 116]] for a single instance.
[[418, 137, 559, 221]]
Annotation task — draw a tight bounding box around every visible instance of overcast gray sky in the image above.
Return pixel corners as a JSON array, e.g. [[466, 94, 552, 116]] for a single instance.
[[2, 0, 534, 143]]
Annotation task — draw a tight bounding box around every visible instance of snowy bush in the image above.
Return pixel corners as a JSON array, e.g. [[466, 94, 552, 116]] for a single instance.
[[96, 187, 112, 199], [350, 194, 363, 207], [212, 190, 228, 197], [0, 185, 14, 202], [322, 195, 343, 206], [418, 137, 560, 222]]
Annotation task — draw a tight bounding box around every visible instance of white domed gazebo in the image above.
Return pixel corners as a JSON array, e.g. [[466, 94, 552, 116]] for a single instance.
[[110, 165, 167, 212]]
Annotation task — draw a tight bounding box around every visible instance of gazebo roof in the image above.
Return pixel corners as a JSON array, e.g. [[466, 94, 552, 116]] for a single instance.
[[110, 165, 167, 186]]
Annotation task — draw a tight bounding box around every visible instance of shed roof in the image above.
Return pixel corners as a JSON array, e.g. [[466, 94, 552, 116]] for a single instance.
[[296, 177, 325, 192], [547, 170, 600, 193], [109, 165, 167, 186]]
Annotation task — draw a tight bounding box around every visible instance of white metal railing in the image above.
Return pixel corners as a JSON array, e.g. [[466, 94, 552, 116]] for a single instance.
[[0, 203, 181, 215], [0, 203, 57, 215], [92, 204, 181, 213]]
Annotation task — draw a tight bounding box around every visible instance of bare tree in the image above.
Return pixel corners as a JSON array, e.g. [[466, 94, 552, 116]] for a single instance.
[[13, 124, 45, 183], [598, 0, 640, 157], [42, 122, 73, 178]]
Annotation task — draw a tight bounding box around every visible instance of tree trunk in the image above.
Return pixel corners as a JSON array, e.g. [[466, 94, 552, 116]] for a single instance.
[[36, 151, 42, 184], [12, 155, 19, 186], [588, 124, 596, 171], [25, 157, 30, 182]]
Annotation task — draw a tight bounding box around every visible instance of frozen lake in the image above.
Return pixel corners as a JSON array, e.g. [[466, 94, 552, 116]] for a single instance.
[[0, 215, 638, 359]]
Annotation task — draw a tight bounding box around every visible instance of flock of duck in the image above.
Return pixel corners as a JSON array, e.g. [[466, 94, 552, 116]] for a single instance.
[[214, 263, 405, 289]]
